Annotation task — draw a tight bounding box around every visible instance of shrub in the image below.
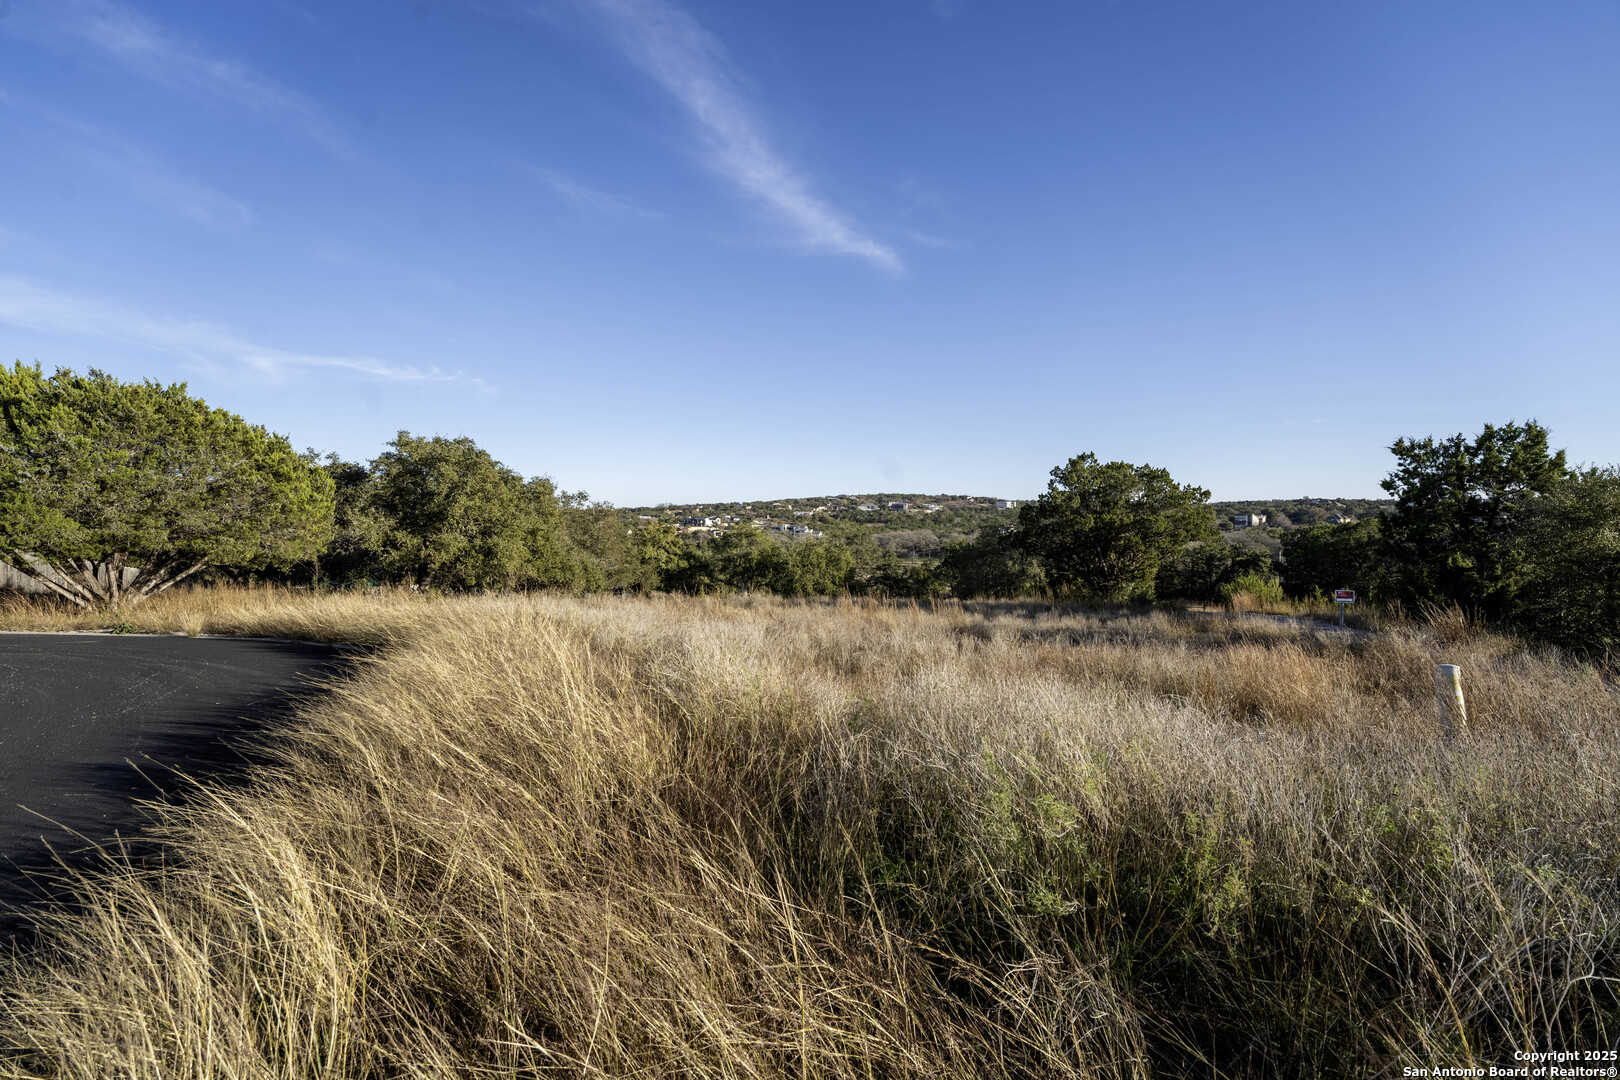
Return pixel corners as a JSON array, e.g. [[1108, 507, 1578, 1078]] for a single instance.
[[1221, 570, 1286, 607]]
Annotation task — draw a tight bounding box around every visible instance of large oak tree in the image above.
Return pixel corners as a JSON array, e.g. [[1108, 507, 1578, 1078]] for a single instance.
[[367, 432, 589, 590], [1015, 452, 1217, 602], [0, 364, 334, 607]]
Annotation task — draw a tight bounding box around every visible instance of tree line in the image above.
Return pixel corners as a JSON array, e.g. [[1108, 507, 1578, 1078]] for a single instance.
[[0, 365, 902, 602], [2, 366, 1615, 654], [938, 421, 1616, 655]]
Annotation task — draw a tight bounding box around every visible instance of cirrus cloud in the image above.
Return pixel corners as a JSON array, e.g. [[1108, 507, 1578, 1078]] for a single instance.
[[0, 275, 489, 390], [516, 0, 903, 272]]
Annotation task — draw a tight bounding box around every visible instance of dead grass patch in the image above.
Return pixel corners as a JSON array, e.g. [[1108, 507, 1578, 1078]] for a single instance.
[[1, 590, 1615, 1077]]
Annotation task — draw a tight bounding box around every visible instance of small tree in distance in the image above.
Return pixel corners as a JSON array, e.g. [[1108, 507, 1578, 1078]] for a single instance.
[[0, 364, 335, 607], [1278, 518, 1382, 601], [1016, 452, 1217, 602]]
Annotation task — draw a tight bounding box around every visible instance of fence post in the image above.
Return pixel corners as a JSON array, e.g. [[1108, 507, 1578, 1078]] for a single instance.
[[1433, 664, 1467, 740]]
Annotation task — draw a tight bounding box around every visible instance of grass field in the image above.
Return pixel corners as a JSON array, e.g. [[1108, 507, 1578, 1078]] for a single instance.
[[2, 588, 1617, 1077]]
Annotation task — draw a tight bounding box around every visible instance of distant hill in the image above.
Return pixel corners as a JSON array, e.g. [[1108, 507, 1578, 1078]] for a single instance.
[[1211, 497, 1394, 529], [625, 493, 1009, 515], [615, 494, 1393, 562], [622, 495, 1020, 557], [624, 493, 1393, 528]]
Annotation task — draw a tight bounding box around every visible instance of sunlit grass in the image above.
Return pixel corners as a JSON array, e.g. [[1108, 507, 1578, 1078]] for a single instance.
[[1, 588, 1615, 1077]]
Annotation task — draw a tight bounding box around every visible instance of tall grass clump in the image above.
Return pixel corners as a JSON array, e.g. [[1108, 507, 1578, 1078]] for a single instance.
[[2, 592, 1617, 1077], [0, 583, 430, 643], [1218, 571, 1288, 614]]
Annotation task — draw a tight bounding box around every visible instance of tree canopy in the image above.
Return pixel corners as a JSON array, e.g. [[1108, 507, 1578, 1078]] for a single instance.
[[1015, 453, 1217, 602], [936, 530, 1045, 599], [1378, 421, 1569, 619], [660, 525, 855, 597], [1155, 539, 1272, 603], [1278, 518, 1382, 601], [0, 364, 334, 606], [367, 432, 589, 590], [1513, 468, 1620, 657]]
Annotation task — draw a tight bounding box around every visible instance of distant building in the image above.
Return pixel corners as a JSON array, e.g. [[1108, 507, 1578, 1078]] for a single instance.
[[793, 510, 813, 517], [1233, 513, 1267, 528], [1325, 514, 1357, 525], [857, 504, 879, 512], [923, 504, 942, 512], [996, 499, 1018, 510], [888, 501, 908, 511], [680, 516, 719, 528]]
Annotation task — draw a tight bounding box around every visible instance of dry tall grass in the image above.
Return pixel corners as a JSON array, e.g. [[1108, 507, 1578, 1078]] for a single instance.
[[2, 589, 1616, 1077], [0, 584, 428, 644]]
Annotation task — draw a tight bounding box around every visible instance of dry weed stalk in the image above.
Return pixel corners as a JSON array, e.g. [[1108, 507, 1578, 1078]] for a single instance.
[[1, 589, 1616, 1077]]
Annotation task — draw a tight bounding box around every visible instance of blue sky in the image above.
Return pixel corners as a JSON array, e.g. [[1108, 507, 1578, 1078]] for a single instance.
[[1, 0, 1616, 504]]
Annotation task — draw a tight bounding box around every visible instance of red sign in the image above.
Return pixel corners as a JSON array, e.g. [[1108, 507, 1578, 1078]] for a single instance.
[[1333, 589, 1356, 603]]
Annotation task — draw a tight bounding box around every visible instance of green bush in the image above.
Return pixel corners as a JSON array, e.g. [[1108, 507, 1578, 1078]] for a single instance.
[[1221, 570, 1285, 605]]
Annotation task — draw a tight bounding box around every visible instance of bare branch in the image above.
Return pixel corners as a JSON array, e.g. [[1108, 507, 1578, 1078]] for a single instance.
[[1, 556, 96, 608], [126, 559, 208, 604]]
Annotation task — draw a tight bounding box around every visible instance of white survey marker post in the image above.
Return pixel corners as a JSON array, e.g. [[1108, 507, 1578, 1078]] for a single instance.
[[1433, 664, 1467, 740], [1333, 588, 1355, 627]]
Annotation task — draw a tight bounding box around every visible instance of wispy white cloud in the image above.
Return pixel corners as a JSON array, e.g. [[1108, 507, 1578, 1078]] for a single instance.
[[0, 276, 489, 390], [522, 0, 902, 272], [531, 166, 664, 228], [6, 0, 350, 154], [0, 94, 253, 228], [64, 123, 253, 230], [927, 0, 966, 20], [892, 179, 961, 249], [82, 141, 253, 229]]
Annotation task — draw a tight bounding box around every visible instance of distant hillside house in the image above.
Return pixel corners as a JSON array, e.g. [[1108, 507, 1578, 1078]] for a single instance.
[[1325, 514, 1357, 525], [857, 504, 879, 512], [923, 504, 942, 512], [680, 516, 719, 528], [888, 501, 908, 511], [996, 499, 1018, 510], [1233, 513, 1267, 528]]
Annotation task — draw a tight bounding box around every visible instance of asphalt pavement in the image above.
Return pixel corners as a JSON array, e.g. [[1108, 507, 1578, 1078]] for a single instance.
[[0, 633, 345, 932]]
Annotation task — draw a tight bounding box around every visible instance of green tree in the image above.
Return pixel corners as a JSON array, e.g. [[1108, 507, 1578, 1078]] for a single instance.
[[638, 521, 712, 592], [705, 525, 790, 593], [1515, 468, 1620, 656], [863, 553, 944, 599], [0, 364, 334, 607], [1277, 518, 1382, 600], [1156, 540, 1272, 603], [778, 539, 856, 597], [369, 432, 588, 590], [1379, 421, 1570, 619], [316, 455, 390, 584], [936, 530, 1045, 598], [559, 492, 666, 591], [1015, 453, 1217, 602]]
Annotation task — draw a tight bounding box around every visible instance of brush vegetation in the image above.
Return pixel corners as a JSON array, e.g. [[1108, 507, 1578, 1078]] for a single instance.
[[2, 587, 1616, 1077]]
